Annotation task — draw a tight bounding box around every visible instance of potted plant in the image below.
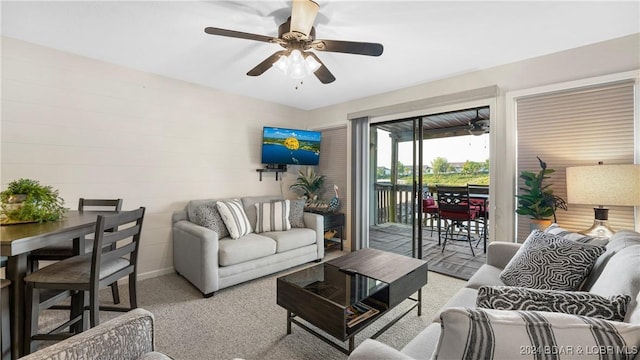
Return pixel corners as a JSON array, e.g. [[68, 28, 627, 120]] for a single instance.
[[289, 167, 327, 211], [0, 178, 67, 223], [515, 157, 567, 230]]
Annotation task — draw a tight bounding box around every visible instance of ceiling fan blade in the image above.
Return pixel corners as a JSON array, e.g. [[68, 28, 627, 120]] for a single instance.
[[290, 0, 319, 37], [311, 40, 383, 56], [306, 52, 335, 84], [204, 27, 276, 43], [247, 50, 289, 76]]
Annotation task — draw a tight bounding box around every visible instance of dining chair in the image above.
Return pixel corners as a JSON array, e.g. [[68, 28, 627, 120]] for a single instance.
[[28, 198, 123, 304], [23, 207, 145, 353], [467, 184, 489, 252], [1, 257, 11, 360], [436, 185, 477, 256], [422, 189, 439, 236]]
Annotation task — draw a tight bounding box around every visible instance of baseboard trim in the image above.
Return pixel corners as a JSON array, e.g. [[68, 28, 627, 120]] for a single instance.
[[113, 267, 175, 285]]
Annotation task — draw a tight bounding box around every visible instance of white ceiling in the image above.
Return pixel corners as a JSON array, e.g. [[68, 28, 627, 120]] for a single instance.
[[2, 1, 638, 110]]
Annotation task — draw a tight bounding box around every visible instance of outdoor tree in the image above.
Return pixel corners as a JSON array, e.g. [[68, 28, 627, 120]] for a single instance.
[[462, 161, 482, 174], [431, 157, 450, 175]]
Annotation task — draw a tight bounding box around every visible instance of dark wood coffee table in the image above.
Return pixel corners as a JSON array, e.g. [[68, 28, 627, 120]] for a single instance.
[[277, 248, 428, 354]]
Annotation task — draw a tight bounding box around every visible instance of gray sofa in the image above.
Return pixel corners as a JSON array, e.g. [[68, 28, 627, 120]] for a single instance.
[[172, 196, 324, 297], [349, 229, 640, 360], [20, 309, 169, 360]]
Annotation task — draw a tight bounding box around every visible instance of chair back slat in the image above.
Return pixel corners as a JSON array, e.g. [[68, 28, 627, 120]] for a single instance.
[[91, 207, 145, 286], [78, 198, 123, 212], [100, 242, 136, 264], [436, 185, 471, 213], [101, 225, 141, 247]]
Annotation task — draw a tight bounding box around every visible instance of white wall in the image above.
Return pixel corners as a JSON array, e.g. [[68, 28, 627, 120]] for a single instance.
[[306, 34, 640, 242], [1, 37, 308, 279]]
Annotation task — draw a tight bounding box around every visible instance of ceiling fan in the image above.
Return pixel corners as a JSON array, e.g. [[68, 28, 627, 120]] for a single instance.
[[204, 0, 383, 84], [468, 109, 490, 136]]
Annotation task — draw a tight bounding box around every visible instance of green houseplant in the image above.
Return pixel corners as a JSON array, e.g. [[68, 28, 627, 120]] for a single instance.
[[289, 167, 326, 200], [0, 178, 67, 223], [515, 157, 567, 226]]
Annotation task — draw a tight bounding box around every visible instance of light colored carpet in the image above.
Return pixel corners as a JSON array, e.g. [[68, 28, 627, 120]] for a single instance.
[[37, 251, 466, 359]]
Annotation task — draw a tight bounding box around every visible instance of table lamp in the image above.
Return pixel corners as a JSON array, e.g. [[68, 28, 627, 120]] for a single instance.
[[566, 163, 640, 238]]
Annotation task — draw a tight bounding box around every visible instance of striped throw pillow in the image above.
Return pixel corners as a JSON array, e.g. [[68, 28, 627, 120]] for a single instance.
[[216, 199, 252, 239], [255, 200, 291, 233], [434, 307, 640, 359]]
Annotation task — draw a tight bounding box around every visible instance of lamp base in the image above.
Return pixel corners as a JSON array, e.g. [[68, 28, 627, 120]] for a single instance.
[[579, 207, 615, 238]]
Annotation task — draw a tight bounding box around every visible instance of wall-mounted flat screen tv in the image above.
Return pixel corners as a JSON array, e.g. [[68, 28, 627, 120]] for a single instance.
[[261, 126, 321, 165]]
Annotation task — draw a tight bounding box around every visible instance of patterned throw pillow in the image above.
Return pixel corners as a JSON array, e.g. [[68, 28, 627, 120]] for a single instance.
[[476, 286, 631, 321], [255, 200, 291, 233], [288, 199, 306, 228], [434, 307, 640, 360], [192, 204, 230, 238], [216, 199, 252, 239], [499, 230, 605, 291], [544, 223, 607, 246]]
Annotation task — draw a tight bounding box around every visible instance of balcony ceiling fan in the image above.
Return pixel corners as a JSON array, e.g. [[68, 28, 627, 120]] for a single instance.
[[204, 0, 384, 84]]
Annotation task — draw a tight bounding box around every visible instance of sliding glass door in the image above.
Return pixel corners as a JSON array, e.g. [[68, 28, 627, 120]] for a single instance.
[[369, 117, 424, 259]]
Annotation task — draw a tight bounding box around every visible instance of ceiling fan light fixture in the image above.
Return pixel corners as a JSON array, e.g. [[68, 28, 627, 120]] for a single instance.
[[272, 49, 319, 80], [290, 0, 319, 38]]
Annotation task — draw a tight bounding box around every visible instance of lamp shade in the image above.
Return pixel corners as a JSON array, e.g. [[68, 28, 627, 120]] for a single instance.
[[566, 164, 640, 206], [290, 0, 319, 38]]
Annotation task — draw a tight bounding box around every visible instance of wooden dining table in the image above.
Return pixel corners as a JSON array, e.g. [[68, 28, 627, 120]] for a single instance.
[[0, 211, 111, 359]]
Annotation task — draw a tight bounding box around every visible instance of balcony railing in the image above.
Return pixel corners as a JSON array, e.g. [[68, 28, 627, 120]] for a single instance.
[[374, 183, 415, 225]]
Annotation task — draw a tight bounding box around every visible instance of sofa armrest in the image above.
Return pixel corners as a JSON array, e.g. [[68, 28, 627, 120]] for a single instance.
[[172, 220, 220, 296], [20, 309, 157, 360], [348, 339, 415, 360], [486, 241, 521, 269], [303, 212, 325, 260]]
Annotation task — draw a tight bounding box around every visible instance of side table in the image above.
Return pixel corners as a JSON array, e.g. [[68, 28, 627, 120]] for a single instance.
[[322, 212, 345, 251]]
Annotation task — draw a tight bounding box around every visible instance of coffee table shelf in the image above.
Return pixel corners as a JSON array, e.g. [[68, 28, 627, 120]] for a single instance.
[[277, 248, 428, 354]]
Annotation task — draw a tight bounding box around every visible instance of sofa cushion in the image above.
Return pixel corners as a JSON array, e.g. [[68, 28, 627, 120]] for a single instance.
[[261, 228, 316, 253], [499, 230, 605, 291], [543, 223, 607, 246], [476, 286, 631, 321], [218, 233, 276, 266], [465, 264, 506, 289], [588, 245, 640, 323], [400, 322, 441, 360], [289, 199, 306, 228], [255, 200, 291, 233], [432, 287, 478, 323], [582, 230, 640, 291], [191, 202, 230, 238], [217, 199, 253, 239], [434, 307, 640, 360]]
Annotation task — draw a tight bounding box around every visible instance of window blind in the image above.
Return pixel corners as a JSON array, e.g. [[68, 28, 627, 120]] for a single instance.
[[516, 80, 636, 241]]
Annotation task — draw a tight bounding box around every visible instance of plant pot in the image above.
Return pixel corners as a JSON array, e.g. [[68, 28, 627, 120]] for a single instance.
[[4, 194, 27, 211], [529, 219, 552, 232]]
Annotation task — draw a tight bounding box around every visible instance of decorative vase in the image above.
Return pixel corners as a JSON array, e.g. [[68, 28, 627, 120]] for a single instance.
[[529, 219, 552, 232]]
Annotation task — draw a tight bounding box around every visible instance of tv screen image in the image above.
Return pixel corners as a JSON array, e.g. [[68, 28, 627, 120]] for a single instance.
[[262, 127, 321, 165]]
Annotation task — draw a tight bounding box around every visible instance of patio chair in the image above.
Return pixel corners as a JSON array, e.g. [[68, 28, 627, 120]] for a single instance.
[[436, 185, 478, 256]]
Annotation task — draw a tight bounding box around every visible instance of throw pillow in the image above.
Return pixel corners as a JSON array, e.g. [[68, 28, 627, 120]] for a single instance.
[[216, 199, 252, 239], [192, 203, 230, 238], [434, 307, 640, 360], [499, 230, 605, 291], [476, 286, 631, 321], [288, 199, 306, 228], [544, 223, 607, 246], [255, 200, 291, 233]]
